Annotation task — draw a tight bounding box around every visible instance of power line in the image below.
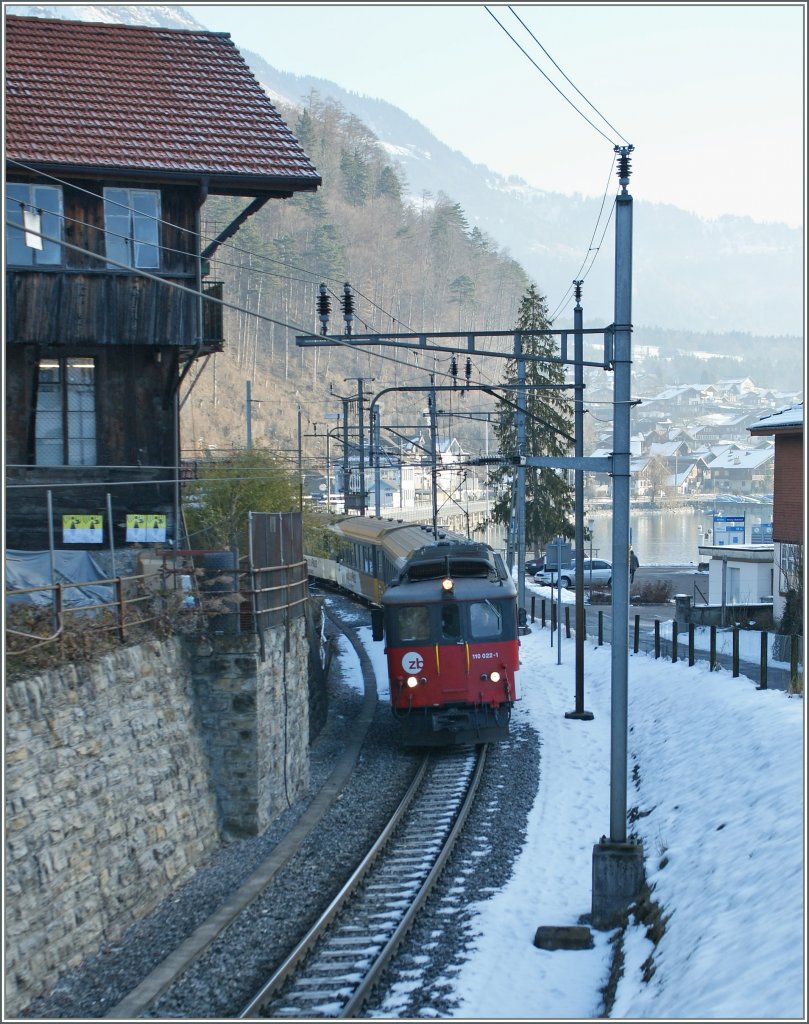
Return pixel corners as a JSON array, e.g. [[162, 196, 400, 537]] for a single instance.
[[506, 6, 631, 146], [484, 6, 618, 146]]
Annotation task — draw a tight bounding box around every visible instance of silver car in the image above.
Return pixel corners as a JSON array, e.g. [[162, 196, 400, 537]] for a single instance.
[[535, 559, 612, 589]]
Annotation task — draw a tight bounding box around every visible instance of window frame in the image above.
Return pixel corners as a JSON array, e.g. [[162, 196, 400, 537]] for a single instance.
[[34, 356, 98, 467], [5, 182, 64, 266], [103, 186, 161, 269]]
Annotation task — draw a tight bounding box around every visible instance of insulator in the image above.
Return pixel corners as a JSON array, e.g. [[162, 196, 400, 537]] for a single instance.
[[465, 357, 472, 382], [341, 283, 354, 336], [450, 356, 458, 379], [317, 283, 331, 336]]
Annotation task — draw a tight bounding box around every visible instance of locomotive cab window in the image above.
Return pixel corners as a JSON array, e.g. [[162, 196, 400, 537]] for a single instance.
[[469, 600, 503, 639], [395, 605, 430, 644]]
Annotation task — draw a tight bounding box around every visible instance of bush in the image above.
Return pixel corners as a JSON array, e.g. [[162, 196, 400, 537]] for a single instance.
[[631, 579, 673, 604]]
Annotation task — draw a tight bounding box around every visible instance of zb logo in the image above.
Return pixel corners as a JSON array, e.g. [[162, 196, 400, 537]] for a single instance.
[[402, 652, 424, 673]]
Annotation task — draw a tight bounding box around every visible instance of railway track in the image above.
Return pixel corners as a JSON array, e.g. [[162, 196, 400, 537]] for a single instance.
[[240, 744, 487, 1019]]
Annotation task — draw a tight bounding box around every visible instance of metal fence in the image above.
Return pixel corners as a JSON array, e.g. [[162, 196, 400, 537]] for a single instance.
[[528, 594, 803, 692]]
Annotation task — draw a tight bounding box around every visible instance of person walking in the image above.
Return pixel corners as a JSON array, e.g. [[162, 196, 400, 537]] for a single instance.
[[630, 547, 639, 584]]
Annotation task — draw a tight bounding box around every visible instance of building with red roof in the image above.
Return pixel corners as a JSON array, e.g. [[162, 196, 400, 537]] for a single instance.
[[5, 14, 320, 550]]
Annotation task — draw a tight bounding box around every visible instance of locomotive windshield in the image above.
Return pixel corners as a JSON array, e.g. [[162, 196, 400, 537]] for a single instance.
[[397, 605, 431, 643], [387, 598, 516, 646]]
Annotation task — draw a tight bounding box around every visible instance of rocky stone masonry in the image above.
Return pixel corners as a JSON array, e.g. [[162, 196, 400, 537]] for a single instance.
[[4, 618, 312, 1017]]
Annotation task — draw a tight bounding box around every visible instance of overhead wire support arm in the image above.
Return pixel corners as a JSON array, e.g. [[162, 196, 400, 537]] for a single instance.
[[295, 327, 616, 369]]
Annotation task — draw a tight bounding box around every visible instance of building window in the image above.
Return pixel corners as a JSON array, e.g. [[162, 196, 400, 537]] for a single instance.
[[103, 188, 161, 268], [5, 183, 64, 265], [779, 543, 803, 596], [35, 358, 97, 466]]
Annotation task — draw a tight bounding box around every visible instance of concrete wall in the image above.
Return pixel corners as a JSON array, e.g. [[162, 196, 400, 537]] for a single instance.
[[4, 609, 321, 1017]]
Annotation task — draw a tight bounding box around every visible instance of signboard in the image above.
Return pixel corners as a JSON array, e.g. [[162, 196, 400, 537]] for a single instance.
[[62, 514, 103, 544], [126, 514, 167, 543], [545, 538, 572, 568], [713, 514, 745, 545]]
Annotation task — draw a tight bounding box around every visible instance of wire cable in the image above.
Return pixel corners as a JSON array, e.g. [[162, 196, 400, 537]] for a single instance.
[[506, 6, 631, 146], [484, 6, 618, 146]]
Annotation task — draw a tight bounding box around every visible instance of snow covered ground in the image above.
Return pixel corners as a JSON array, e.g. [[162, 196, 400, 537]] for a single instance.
[[352, 612, 806, 1019]]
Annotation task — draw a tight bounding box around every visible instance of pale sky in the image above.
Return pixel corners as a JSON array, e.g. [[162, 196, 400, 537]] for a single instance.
[[180, 3, 806, 228]]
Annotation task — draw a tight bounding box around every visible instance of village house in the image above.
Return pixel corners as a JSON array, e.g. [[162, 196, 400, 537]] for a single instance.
[[748, 404, 804, 626], [5, 15, 320, 551]]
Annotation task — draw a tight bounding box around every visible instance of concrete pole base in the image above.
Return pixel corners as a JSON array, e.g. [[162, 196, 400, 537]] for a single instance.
[[591, 840, 645, 930]]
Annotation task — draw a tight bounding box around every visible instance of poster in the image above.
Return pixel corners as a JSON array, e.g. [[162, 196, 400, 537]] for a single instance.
[[126, 514, 167, 543], [62, 514, 103, 544]]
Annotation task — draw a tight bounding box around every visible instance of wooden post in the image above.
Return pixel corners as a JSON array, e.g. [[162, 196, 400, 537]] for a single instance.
[[710, 625, 717, 671], [633, 614, 640, 654], [672, 620, 678, 663], [598, 610, 603, 647], [565, 605, 571, 639], [531, 594, 536, 623], [688, 623, 695, 667], [654, 619, 660, 659]]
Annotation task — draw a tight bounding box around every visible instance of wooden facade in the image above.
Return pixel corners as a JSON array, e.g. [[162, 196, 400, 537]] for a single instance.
[[5, 15, 320, 554], [5, 179, 220, 550]]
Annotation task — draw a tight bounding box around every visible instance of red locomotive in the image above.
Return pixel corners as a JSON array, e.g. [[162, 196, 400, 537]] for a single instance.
[[373, 539, 520, 746]]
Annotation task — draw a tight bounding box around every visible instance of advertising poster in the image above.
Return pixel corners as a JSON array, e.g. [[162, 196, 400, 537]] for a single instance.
[[126, 514, 167, 543], [62, 514, 103, 544]]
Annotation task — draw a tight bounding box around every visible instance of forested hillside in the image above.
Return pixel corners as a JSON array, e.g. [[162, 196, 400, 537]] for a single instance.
[[187, 92, 531, 463]]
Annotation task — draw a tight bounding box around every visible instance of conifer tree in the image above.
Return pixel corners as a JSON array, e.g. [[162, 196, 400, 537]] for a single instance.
[[488, 284, 575, 550]]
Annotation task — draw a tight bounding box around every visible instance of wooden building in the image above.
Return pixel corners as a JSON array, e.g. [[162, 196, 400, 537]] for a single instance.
[[5, 15, 320, 550]]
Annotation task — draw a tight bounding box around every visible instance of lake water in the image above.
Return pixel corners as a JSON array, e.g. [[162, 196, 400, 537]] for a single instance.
[[491, 501, 774, 567]]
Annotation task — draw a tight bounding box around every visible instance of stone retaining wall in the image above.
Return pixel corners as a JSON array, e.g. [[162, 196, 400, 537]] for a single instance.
[[4, 609, 320, 1017]]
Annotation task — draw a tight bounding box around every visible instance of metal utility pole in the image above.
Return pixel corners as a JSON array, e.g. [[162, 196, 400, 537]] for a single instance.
[[428, 376, 439, 540], [515, 331, 527, 623], [566, 283, 593, 721], [591, 144, 644, 931]]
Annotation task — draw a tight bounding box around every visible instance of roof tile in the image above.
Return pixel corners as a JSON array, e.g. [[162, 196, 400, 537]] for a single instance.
[[5, 15, 321, 191]]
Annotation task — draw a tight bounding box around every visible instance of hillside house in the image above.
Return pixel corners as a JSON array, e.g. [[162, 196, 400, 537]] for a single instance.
[[708, 445, 774, 495], [748, 404, 804, 626], [5, 15, 321, 551]]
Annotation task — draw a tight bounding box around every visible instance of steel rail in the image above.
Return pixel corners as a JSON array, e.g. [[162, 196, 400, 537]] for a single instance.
[[239, 744, 487, 1019]]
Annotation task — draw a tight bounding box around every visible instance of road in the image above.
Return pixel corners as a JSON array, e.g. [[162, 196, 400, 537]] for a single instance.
[[524, 565, 796, 691]]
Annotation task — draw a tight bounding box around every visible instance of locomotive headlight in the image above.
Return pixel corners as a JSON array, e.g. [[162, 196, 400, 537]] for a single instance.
[[441, 577, 454, 593], [489, 671, 501, 683], [406, 676, 419, 688]]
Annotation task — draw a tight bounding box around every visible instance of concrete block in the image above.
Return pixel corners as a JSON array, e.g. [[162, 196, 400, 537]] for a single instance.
[[591, 840, 645, 930]]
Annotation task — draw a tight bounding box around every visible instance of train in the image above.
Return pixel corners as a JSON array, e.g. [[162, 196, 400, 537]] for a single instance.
[[306, 515, 520, 746]]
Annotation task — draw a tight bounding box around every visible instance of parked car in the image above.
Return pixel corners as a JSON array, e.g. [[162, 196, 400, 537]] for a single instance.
[[524, 557, 545, 576], [536, 558, 612, 589]]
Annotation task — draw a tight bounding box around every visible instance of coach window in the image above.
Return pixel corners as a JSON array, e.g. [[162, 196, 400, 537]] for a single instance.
[[469, 600, 503, 640], [397, 605, 430, 643]]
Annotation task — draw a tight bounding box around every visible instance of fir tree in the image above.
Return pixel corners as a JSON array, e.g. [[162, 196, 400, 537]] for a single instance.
[[488, 285, 575, 550]]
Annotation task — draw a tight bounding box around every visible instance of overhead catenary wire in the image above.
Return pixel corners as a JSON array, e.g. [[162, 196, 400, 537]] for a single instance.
[[484, 5, 619, 147], [506, 6, 631, 146]]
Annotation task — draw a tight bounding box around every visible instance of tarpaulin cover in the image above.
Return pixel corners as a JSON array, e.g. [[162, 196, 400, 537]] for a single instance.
[[5, 549, 114, 607]]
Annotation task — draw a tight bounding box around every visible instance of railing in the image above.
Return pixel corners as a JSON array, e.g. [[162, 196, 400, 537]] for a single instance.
[[5, 555, 309, 676], [527, 594, 803, 693]]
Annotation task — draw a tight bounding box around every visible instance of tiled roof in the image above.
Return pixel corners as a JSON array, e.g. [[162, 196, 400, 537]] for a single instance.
[[5, 15, 321, 195]]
